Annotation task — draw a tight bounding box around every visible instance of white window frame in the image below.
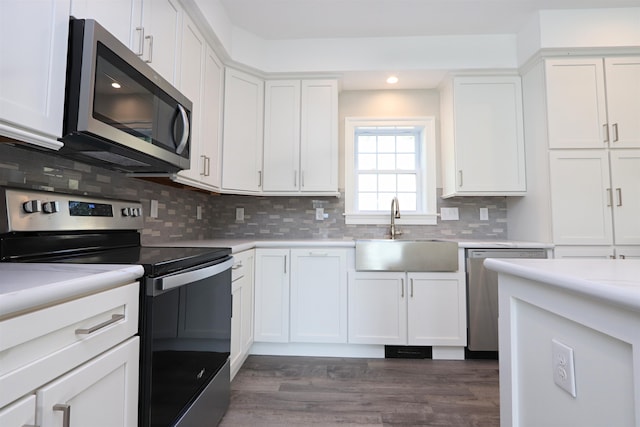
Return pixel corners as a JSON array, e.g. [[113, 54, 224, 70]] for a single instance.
[[344, 117, 438, 225]]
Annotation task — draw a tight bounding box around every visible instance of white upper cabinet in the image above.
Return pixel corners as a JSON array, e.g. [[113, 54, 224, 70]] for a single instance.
[[140, 0, 182, 84], [70, 0, 143, 50], [440, 75, 526, 197], [263, 79, 338, 194], [604, 57, 640, 148], [546, 57, 640, 149], [175, 14, 205, 183], [0, 0, 70, 150], [222, 68, 264, 193]]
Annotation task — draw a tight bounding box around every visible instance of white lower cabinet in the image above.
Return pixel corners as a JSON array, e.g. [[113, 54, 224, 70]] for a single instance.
[[37, 337, 139, 427], [348, 271, 466, 346], [0, 282, 139, 426], [254, 248, 348, 344], [230, 250, 255, 379]]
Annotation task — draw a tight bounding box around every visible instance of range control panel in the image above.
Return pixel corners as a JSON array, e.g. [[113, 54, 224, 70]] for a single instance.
[[1, 188, 143, 233]]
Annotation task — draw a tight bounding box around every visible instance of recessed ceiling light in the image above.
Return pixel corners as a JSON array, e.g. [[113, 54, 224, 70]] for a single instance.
[[111, 82, 121, 89], [386, 76, 399, 84]]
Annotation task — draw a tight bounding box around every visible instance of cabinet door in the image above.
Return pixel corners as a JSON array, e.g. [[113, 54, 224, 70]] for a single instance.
[[347, 272, 406, 345], [254, 249, 289, 342], [37, 337, 139, 427], [290, 249, 347, 343], [175, 15, 205, 183], [0, 0, 69, 149], [407, 273, 465, 346], [605, 57, 640, 148], [200, 47, 225, 189], [141, 0, 181, 84], [549, 150, 613, 245], [222, 69, 264, 192], [545, 59, 607, 149], [0, 394, 36, 427], [452, 76, 526, 193], [263, 80, 301, 192], [70, 0, 143, 50], [300, 80, 339, 192], [230, 250, 254, 379], [610, 150, 640, 244]]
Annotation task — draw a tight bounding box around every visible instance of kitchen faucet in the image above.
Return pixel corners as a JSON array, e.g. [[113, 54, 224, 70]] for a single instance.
[[390, 197, 402, 239]]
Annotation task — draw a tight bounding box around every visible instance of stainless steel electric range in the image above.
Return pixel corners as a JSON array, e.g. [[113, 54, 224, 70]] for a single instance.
[[0, 187, 232, 427]]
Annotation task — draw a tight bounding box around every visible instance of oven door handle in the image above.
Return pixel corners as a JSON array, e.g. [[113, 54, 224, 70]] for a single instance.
[[159, 258, 233, 291]]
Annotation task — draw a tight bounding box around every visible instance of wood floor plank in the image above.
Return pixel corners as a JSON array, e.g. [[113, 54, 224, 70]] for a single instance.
[[220, 355, 499, 426]]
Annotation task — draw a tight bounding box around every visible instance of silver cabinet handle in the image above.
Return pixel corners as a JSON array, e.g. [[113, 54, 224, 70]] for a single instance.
[[174, 104, 190, 155], [458, 170, 463, 187], [144, 34, 153, 63], [53, 404, 70, 427], [410, 278, 414, 298], [294, 170, 297, 187], [135, 27, 144, 56], [612, 123, 619, 142], [616, 188, 622, 207], [284, 255, 287, 274], [205, 156, 211, 177], [308, 251, 328, 256], [401, 278, 404, 298], [75, 314, 124, 335], [232, 261, 243, 269], [606, 188, 612, 207], [200, 155, 207, 176], [258, 171, 262, 187], [619, 254, 626, 260], [603, 124, 609, 143]]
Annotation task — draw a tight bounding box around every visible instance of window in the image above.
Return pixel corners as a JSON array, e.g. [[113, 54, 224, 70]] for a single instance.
[[345, 117, 437, 225]]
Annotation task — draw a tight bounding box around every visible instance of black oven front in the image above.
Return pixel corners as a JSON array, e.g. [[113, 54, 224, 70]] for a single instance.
[[140, 256, 233, 427]]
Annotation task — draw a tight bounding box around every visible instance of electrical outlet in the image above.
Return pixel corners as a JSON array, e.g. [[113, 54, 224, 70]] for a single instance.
[[196, 205, 202, 220], [440, 207, 459, 221], [552, 339, 577, 397], [236, 207, 244, 222], [480, 207, 489, 221], [150, 200, 159, 218], [315, 207, 324, 220]]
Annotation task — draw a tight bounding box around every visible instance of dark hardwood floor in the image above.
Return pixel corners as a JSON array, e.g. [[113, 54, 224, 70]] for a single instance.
[[220, 355, 499, 426]]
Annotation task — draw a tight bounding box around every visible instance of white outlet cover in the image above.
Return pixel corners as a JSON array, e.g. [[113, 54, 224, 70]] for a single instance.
[[440, 207, 459, 221], [480, 207, 489, 221], [552, 339, 577, 397], [236, 207, 245, 222], [315, 207, 324, 220]]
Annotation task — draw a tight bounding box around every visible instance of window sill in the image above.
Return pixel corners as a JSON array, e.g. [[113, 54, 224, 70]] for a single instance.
[[344, 213, 438, 226]]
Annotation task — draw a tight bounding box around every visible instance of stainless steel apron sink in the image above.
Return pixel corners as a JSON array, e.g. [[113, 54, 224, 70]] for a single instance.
[[355, 239, 459, 272]]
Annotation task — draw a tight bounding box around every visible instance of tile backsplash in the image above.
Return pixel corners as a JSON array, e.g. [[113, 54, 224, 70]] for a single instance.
[[1, 143, 507, 243]]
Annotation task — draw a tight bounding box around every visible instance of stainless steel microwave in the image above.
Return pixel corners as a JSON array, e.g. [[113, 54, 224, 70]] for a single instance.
[[60, 18, 191, 173]]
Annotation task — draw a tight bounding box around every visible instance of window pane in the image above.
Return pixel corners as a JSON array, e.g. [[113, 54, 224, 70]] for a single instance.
[[358, 193, 378, 211], [378, 174, 396, 192], [358, 174, 377, 192], [378, 135, 395, 152], [396, 136, 415, 152], [358, 135, 377, 153], [358, 154, 377, 170], [398, 193, 417, 211], [377, 153, 395, 170], [378, 193, 396, 210], [396, 154, 415, 170], [398, 174, 416, 192]]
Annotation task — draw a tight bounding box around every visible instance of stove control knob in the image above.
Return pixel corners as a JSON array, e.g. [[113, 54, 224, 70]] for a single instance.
[[23, 200, 42, 213], [43, 201, 60, 214], [132, 208, 142, 217], [122, 207, 131, 217]]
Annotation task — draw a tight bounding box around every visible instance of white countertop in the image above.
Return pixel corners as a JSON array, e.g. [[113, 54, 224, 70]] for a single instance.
[[484, 258, 640, 312], [153, 239, 552, 253], [0, 263, 144, 319]]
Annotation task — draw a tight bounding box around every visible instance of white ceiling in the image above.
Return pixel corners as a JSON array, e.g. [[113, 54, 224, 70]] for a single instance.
[[219, 0, 639, 40], [217, 0, 640, 90]]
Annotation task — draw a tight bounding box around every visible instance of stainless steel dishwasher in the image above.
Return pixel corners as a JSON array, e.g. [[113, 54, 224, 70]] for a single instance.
[[466, 248, 548, 354]]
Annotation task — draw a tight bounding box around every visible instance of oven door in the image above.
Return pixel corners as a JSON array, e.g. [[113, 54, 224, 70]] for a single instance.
[[139, 257, 233, 427]]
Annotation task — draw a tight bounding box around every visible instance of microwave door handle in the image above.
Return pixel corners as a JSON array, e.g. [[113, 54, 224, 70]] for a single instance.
[[174, 104, 190, 154]]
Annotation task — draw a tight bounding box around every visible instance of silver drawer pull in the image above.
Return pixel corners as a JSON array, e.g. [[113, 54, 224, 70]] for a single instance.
[[53, 404, 70, 427], [232, 261, 243, 270], [75, 314, 124, 335]]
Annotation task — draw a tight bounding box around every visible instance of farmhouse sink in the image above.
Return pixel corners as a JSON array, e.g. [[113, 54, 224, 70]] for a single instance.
[[355, 239, 459, 272]]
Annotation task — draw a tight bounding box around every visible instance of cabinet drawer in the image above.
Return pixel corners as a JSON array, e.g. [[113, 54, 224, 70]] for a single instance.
[[232, 251, 253, 282], [0, 394, 36, 426], [0, 282, 139, 408]]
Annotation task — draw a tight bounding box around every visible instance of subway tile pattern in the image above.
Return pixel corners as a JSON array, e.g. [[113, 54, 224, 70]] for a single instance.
[[0, 143, 507, 244]]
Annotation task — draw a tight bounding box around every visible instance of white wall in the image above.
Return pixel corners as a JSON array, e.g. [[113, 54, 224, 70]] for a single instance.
[[338, 89, 440, 190]]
